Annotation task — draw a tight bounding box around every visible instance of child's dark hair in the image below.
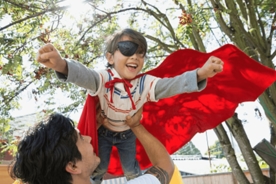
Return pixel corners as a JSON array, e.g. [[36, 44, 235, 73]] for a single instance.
[[105, 28, 147, 68]]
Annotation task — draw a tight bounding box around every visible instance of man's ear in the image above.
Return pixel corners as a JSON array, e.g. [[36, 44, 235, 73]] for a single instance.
[[65, 162, 81, 174], [105, 52, 114, 65]]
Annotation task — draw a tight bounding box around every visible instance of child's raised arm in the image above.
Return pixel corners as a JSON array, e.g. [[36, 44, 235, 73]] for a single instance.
[[37, 43, 101, 94], [154, 56, 224, 101], [197, 56, 224, 82], [36, 43, 68, 75]]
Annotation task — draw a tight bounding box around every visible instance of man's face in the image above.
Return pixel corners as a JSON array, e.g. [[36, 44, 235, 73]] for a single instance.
[[75, 129, 100, 175]]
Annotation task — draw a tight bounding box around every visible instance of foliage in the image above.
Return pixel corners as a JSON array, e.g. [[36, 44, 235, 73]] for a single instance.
[[2, 0, 274, 119], [210, 160, 232, 173], [174, 141, 201, 155], [0, 0, 275, 182], [210, 155, 269, 173], [206, 140, 225, 159]]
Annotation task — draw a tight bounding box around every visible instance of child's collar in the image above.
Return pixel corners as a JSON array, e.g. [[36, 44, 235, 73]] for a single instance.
[[108, 68, 145, 81]]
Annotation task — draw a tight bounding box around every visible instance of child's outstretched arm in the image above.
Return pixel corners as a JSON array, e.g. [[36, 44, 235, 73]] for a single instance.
[[37, 43, 68, 75], [36, 43, 100, 92], [154, 56, 224, 100], [197, 56, 224, 82]]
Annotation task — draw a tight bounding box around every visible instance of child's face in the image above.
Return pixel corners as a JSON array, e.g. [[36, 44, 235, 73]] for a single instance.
[[106, 36, 145, 80]]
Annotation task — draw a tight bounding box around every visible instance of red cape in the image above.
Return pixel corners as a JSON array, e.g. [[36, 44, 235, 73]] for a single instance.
[[77, 44, 276, 175]]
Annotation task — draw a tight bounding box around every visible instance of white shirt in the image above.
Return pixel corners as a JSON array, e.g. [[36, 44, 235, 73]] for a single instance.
[[126, 174, 161, 184]]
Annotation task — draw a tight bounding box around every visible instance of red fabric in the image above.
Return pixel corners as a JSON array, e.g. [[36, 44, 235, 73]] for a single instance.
[[77, 44, 276, 175], [105, 77, 136, 110], [77, 96, 99, 155]]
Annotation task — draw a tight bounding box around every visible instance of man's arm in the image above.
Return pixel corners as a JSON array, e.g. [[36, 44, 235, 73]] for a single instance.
[[125, 108, 174, 184]]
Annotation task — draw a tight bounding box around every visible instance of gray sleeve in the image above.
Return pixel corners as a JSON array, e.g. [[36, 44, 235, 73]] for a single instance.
[[155, 69, 207, 100], [55, 59, 100, 92]]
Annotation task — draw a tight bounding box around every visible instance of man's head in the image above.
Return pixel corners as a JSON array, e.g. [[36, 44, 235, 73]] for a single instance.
[[10, 113, 100, 184], [105, 28, 147, 79]]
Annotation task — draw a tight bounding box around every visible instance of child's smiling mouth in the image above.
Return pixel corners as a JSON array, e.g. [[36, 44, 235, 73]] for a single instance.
[[126, 64, 138, 69]]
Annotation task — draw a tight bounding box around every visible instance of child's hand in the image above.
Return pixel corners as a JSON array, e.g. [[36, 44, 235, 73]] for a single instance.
[[197, 56, 224, 81], [36, 43, 68, 75]]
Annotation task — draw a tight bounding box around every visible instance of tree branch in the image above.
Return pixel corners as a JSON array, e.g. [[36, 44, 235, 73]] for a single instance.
[[77, 5, 184, 50], [0, 5, 68, 31], [1, 80, 34, 109]]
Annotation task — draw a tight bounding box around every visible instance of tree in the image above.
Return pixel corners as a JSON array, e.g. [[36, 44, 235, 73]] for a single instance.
[[174, 141, 201, 155], [206, 140, 225, 159], [0, 0, 275, 183]]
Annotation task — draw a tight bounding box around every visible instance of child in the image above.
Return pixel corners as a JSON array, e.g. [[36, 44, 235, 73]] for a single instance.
[[37, 28, 223, 183]]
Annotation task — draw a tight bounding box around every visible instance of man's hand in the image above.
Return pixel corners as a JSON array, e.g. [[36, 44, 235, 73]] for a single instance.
[[36, 43, 68, 74], [126, 108, 143, 128], [95, 103, 105, 129], [197, 56, 224, 82], [126, 107, 174, 183]]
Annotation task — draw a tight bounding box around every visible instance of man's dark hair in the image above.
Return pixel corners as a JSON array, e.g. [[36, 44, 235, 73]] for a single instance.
[[10, 113, 82, 184]]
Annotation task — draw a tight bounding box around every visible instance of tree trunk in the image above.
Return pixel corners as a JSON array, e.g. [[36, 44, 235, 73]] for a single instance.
[[226, 113, 266, 184], [270, 124, 276, 184], [214, 124, 250, 184], [259, 91, 276, 183]]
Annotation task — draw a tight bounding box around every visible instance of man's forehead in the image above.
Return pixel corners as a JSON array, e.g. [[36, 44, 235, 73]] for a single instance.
[[75, 128, 80, 134], [75, 128, 82, 141]]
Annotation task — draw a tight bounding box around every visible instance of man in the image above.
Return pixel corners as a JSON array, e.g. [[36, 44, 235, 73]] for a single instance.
[[10, 108, 174, 184]]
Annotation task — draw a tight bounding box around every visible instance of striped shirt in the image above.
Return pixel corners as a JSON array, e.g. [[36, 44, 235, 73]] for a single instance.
[[89, 68, 160, 132]]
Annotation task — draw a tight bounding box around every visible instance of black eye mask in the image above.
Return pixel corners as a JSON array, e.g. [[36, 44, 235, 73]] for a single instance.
[[117, 41, 139, 56]]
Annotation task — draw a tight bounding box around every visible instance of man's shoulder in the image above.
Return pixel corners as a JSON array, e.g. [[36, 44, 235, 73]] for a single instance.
[[125, 174, 161, 184]]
